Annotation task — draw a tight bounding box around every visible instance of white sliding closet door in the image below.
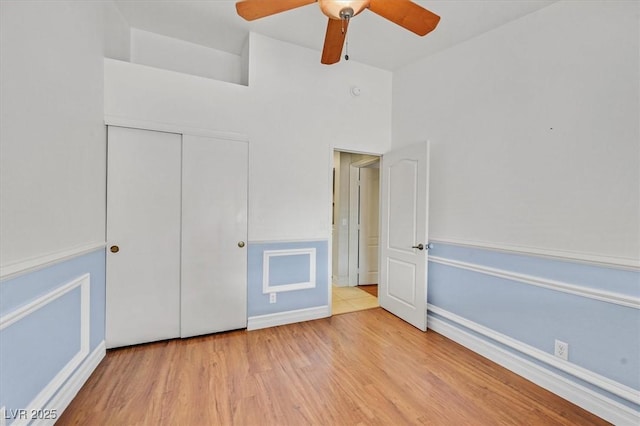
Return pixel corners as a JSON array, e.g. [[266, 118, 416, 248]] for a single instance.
[[181, 135, 248, 337], [106, 126, 182, 348]]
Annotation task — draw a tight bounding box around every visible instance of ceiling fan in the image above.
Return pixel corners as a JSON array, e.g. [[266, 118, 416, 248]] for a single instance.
[[235, 0, 440, 65]]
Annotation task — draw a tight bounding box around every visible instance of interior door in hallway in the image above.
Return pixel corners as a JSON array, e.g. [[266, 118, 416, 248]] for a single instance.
[[106, 126, 182, 348], [379, 141, 430, 331], [358, 166, 379, 285]]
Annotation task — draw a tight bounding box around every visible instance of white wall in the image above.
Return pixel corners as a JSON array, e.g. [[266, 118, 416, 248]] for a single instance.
[[0, 1, 130, 269], [104, 3, 131, 62], [104, 58, 250, 132], [392, 0, 639, 266], [247, 34, 391, 241], [105, 32, 392, 243], [130, 28, 245, 85]]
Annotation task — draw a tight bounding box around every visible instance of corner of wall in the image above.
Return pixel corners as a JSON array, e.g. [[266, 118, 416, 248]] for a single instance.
[[240, 34, 250, 87], [426, 242, 640, 425]]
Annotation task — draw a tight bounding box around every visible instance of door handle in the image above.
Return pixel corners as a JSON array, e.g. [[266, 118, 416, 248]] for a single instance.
[[110, 245, 120, 253], [238, 241, 245, 248], [412, 243, 433, 251]]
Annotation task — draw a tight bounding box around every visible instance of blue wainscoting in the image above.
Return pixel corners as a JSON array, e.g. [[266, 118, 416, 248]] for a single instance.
[[427, 242, 640, 424], [0, 249, 106, 424], [247, 240, 329, 329]]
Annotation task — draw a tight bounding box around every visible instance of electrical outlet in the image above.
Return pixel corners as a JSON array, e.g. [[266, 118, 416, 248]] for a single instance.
[[269, 293, 276, 304], [554, 339, 569, 361]]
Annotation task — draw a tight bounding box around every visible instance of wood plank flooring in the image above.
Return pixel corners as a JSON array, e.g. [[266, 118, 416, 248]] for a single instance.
[[358, 284, 378, 297], [58, 308, 609, 425]]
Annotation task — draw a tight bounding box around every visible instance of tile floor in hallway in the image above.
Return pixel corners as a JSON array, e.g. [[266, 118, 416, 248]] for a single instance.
[[332, 285, 379, 315]]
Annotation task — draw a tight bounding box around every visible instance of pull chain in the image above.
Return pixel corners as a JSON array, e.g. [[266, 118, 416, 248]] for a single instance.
[[344, 18, 350, 61]]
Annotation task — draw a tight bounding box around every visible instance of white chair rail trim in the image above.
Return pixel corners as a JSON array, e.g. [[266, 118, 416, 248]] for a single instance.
[[429, 255, 639, 309]]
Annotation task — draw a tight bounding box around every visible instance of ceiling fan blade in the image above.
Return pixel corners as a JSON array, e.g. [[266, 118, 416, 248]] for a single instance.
[[236, 0, 316, 21], [368, 0, 440, 36], [321, 18, 349, 65]]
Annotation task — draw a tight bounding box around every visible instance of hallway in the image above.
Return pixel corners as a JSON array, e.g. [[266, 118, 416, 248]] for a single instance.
[[332, 285, 378, 315]]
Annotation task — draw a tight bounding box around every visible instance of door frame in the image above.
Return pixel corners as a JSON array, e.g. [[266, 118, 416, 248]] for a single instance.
[[329, 149, 382, 311]]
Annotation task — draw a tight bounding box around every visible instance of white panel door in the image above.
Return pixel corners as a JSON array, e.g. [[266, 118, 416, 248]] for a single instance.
[[379, 141, 429, 331], [106, 126, 182, 348], [358, 167, 379, 285], [181, 135, 248, 338]]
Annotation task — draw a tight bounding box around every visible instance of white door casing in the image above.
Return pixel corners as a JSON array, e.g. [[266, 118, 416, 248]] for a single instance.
[[180, 135, 248, 337], [379, 141, 430, 331], [106, 126, 182, 348]]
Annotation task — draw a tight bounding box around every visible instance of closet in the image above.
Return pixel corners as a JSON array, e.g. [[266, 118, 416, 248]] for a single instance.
[[105, 126, 248, 348]]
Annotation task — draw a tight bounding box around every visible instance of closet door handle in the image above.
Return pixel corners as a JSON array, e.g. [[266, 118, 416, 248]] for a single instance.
[[238, 241, 245, 248], [110, 245, 120, 253]]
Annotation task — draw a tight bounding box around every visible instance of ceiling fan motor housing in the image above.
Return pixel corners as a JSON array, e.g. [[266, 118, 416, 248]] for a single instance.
[[319, 0, 369, 20], [339, 7, 354, 20]]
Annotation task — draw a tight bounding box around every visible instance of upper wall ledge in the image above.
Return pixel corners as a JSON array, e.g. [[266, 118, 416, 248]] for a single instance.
[[108, 58, 249, 87]]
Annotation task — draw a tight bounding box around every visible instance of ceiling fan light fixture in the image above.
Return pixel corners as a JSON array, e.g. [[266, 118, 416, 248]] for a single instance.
[[236, 0, 441, 65], [319, 0, 369, 20]]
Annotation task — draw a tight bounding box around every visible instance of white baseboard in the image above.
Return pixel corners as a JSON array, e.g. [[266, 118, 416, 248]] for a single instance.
[[248, 306, 330, 330], [427, 315, 640, 426], [43, 341, 106, 425]]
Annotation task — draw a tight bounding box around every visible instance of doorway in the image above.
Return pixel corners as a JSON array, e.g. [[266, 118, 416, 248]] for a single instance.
[[331, 150, 380, 315]]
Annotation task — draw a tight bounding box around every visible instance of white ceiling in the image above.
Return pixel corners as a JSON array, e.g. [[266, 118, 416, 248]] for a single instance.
[[113, 0, 557, 71]]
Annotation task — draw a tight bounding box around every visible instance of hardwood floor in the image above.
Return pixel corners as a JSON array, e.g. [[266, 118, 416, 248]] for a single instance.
[[58, 309, 608, 425], [358, 284, 378, 297]]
